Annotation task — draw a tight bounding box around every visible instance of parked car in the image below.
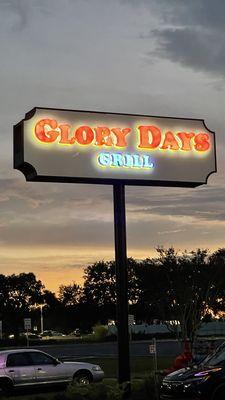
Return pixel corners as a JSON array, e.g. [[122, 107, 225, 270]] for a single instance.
[[68, 329, 81, 337], [0, 349, 104, 394], [161, 342, 225, 400], [20, 333, 42, 340], [41, 330, 65, 337]]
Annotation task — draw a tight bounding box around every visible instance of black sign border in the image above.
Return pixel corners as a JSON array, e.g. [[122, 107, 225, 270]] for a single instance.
[[13, 107, 217, 188]]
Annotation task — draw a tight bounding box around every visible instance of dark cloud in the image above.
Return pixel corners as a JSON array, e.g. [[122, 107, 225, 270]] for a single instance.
[[157, 0, 225, 32], [132, 0, 225, 77], [126, 183, 225, 225], [152, 28, 225, 77]]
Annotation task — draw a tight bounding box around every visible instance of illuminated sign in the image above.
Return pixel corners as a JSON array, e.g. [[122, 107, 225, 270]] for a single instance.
[[13, 107, 216, 187]]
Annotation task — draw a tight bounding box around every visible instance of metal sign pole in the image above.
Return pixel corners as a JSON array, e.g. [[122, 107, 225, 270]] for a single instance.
[[153, 337, 158, 371], [113, 184, 131, 389], [153, 338, 159, 400], [40, 305, 44, 334], [26, 327, 29, 347]]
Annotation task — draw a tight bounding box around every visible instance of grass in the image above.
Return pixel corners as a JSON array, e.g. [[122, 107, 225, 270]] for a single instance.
[[78, 356, 173, 378]]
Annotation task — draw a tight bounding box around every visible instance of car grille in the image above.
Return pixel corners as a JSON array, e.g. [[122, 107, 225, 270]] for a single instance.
[[162, 381, 185, 394]]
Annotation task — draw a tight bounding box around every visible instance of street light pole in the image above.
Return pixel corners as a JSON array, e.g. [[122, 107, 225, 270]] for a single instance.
[[40, 305, 44, 334]]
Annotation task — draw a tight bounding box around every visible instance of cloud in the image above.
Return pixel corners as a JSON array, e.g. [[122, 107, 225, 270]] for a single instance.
[[130, 0, 225, 77], [125, 183, 225, 229], [1, 173, 225, 250], [152, 27, 225, 77], [0, 0, 50, 31], [0, 0, 224, 286]]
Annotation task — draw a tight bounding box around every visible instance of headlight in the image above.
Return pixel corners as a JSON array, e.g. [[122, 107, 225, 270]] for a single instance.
[[185, 375, 211, 384], [92, 365, 102, 371], [194, 368, 222, 377]]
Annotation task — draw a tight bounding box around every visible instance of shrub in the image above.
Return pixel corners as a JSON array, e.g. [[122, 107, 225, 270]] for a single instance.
[[92, 325, 108, 341], [54, 394, 69, 400], [81, 325, 109, 343], [130, 374, 161, 400], [67, 382, 123, 400]]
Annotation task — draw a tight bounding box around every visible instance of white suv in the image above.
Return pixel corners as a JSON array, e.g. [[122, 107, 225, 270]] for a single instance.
[[0, 349, 104, 393]]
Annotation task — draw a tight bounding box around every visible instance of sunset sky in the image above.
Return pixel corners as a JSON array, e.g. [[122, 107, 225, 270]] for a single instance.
[[1, 0, 225, 293]]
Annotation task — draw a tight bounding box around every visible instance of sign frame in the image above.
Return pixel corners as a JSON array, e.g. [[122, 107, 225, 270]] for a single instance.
[[14, 107, 217, 188]]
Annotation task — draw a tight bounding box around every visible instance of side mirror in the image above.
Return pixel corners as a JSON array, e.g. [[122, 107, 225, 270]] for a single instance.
[[53, 359, 61, 366]]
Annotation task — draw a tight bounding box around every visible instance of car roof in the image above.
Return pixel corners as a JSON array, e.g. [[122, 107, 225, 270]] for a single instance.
[[0, 349, 42, 356]]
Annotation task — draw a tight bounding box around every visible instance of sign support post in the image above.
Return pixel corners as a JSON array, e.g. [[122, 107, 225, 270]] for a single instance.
[[113, 184, 131, 389]]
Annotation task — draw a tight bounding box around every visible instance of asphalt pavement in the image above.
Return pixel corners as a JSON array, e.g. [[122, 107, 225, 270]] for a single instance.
[[32, 339, 183, 359]]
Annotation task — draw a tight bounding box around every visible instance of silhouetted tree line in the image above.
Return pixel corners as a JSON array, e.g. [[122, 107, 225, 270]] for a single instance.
[[1, 247, 225, 342]]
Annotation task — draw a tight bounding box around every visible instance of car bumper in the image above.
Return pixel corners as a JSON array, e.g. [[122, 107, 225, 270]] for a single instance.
[[161, 382, 199, 399], [92, 371, 104, 382]]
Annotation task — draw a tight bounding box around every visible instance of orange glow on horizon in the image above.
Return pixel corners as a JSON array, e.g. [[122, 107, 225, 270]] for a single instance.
[[0, 243, 222, 293]]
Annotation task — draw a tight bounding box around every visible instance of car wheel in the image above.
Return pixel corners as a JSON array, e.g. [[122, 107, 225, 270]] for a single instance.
[[211, 386, 225, 400], [0, 379, 13, 396], [73, 371, 92, 385]]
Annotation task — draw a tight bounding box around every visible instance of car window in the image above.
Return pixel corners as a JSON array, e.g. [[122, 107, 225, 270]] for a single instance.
[[6, 353, 31, 367], [204, 348, 225, 366], [29, 352, 56, 365]]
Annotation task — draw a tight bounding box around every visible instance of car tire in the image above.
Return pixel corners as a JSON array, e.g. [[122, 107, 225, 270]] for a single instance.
[[0, 379, 13, 396], [211, 385, 225, 400], [73, 371, 92, 385]]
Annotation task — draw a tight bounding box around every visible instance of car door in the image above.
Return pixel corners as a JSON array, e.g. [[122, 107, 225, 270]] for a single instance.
[[5, 352, 35, 386], [29, 351, 70, 384]]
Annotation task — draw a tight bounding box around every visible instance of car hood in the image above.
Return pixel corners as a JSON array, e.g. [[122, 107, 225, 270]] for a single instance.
[[164, 365, 223, 382]]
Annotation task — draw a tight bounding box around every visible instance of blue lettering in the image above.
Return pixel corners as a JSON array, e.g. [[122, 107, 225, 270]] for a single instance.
[[98, 152, 111, 166], [111, 153, 123, 167], [142, 155, 154, 168]]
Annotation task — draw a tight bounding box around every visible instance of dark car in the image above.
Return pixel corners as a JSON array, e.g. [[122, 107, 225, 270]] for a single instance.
[[161, 342, 225, 400]]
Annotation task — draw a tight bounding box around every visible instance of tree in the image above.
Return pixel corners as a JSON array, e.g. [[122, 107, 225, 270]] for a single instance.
[[82, 258, 141, 325], [58, 283, 82, 306], [136, 247, 225, 345], [41, 289, 67, 332], [207, 248, 225, 314], [0, 273, 44, 338]]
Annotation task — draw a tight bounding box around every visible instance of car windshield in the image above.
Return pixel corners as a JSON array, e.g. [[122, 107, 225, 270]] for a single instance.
[[202, 344, 225, 366]]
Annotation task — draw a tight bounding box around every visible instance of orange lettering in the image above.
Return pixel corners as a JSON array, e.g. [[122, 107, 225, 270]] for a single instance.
[[161, 131, 179, 150], [59, 124, 75, 144], [138, 125, 161, 149], [94, 127, 113, 146], [177, 132, 195, 151], [35, 119, 59, 143], [194, 133, 210, 151], [75, 126, 94, 145], [111, 128, 131, 147]]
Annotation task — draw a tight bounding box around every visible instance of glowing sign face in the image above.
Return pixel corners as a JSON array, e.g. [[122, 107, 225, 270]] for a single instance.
[[13, 107, 216, 187], [34, 118, 210, 152]]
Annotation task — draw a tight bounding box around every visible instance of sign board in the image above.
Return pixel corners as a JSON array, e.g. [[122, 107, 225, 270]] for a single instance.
[[128, 314, 135, 325], [24, 318, 31, 330], [14, 108, 216, 187], [149, 343, 156, 354]]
